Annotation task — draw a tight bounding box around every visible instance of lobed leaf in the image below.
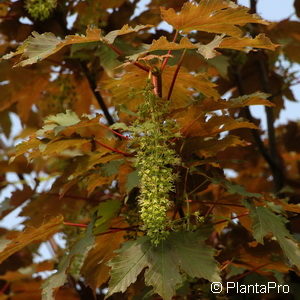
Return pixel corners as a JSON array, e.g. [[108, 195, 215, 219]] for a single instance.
[[198, 33, 278, 59], [247, 204, 300, 269], [3, 25, 151, 67], [161, 0, 268, 37], [107, 230, 220, 300]]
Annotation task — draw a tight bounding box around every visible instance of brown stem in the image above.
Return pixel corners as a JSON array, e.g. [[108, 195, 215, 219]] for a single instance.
[[234, 70, 284, 192], [151, 68, 162, 97], [250, 0, 257, 14], [167, 49, 186, 100], [256, 56, 285, 192]]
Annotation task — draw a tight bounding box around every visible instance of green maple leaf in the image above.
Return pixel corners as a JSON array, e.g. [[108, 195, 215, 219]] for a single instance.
[[100, 159, 124, 176], [107, 230, 220, 300], [248, 204, 300, 269], [94, 199, 121, 234]]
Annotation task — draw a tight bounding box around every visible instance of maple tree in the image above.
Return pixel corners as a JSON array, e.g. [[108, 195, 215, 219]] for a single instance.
[[0, 0, 300, 299]]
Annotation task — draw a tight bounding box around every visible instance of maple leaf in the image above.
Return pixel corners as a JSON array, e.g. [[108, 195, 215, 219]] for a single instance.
[[82, 218, 126, 289], [2, 26, 151, 67], [247, 204, 300, 269], [103, 65, 219, 109], [104, 24, 152, 44], [127, 36, 197, 61], [107, 230, 220, 300], [160, 0, 268, 37], [198, 33, 278, 59], [0, 216, 63, 264], [94, 200, 121, 234]]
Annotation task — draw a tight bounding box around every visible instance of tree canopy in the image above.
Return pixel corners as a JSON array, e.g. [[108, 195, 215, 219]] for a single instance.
[[0, 0, 300, 299]]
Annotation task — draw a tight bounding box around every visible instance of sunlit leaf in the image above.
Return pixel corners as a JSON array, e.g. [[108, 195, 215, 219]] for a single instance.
[[0, 216, 63, 264], [161, 1, 268, 37]]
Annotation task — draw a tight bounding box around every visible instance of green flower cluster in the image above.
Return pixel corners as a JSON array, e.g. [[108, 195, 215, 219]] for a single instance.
[[25, 0, 57, 21], [132, 84, 180, 245]]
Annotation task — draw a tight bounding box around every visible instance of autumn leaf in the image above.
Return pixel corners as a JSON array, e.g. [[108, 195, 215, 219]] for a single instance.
[[103, 65, 219, 109], [104, 24, 152, 44], [82, 219, 126, 289], [127, 36, 197, 61], [198, 33, 278, 59], [161, 0, 268, 37], [0, 216, 63, 264], [3, 26, 151, 67]]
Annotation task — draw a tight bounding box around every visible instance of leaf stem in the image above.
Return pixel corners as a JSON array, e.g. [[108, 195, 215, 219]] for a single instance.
[[161, 30, 179, 71], [95, 140, 133, 156], [212, 212, 249, 226], [63, 222, 88, 228], [99, 123, 129, 140], [167, 49, 186, 100], [0, 282, 9, 295], [106, 43, 150, 72]]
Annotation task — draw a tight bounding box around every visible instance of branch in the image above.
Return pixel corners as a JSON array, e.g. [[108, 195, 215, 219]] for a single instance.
[[250, 0, 257, 14], [256, 56, 285, 191], [80, 62, 115, 125], [233, 70, 284, 192]]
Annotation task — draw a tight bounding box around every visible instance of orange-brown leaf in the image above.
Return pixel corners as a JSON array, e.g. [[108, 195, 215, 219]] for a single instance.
[[0, 216, 63, 264], [161, 1, 268, 37]]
